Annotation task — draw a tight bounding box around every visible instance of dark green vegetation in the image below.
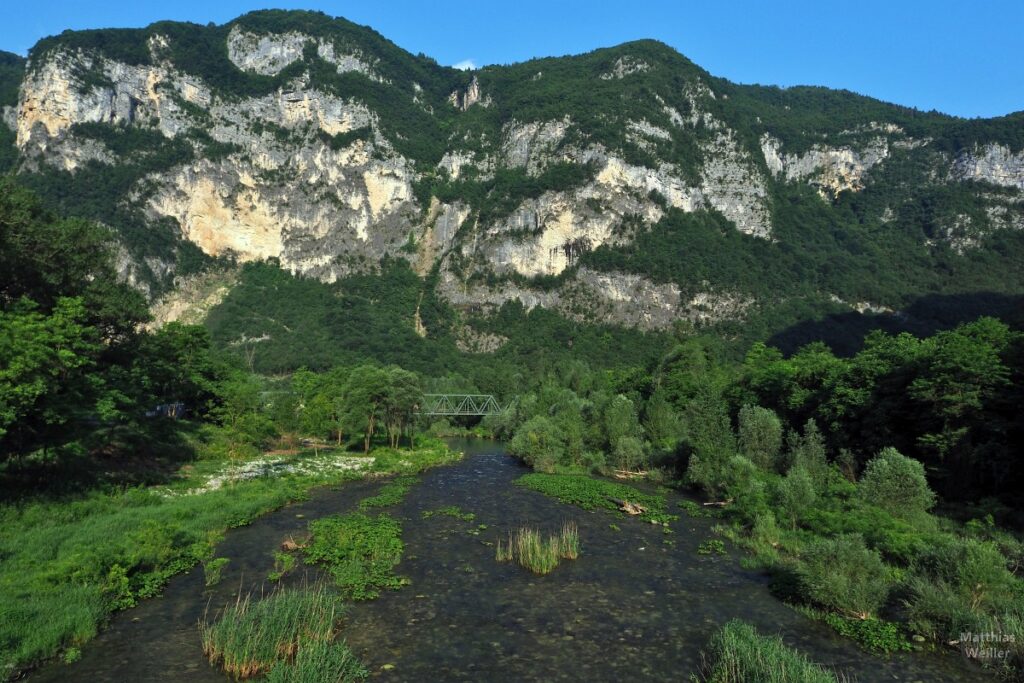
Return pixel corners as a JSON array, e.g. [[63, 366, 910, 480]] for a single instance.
[[696, 620, 841, 683], [304, 512, 407, 600], [358, 475, 418, 509], [516, 473, 675, 525], [200, 583, 366, 681], [496, 320, 1024, 674]]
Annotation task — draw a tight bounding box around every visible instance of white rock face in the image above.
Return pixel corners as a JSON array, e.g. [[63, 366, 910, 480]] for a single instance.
[[761, 134, 891, 196], [437, 265, 751, 331], [600, 56, 650, 80], [953, 144, 1024, 190], [226, 28, 308, 75], [16, 48, 208, 146], [226, 27, 380, 80]]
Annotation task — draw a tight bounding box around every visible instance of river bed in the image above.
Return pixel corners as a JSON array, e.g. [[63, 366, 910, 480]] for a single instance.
[[32, 439, 987, 682]]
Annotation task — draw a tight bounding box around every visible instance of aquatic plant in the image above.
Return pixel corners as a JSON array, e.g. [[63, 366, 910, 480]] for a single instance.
[[358, 475, 419, 509], [203, 557, 230, 587], [304, 512, 407, 599], [698, 539, 727, 556], [558, 521, 580, 560], [200, 584, 355, 679], [697, 619, 843, 683], [496, 523, 580, 575], [515, 473, 676, 525], [268, 550, 297, 582], [421, 506, 475, 521]]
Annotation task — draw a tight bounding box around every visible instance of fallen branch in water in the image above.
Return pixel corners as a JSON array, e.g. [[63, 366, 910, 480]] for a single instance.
[[702, 499, 734, 508], [608, 497, 647, 515]]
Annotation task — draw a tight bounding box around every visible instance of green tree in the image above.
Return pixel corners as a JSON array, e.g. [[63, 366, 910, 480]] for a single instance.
[[381, 366, 421, 448], [859, 447, 936, 518], [797, 534, 891, 620], [737, 404, 783, 472], [341, 365, 388, 453], [508, 416, 566, 471]]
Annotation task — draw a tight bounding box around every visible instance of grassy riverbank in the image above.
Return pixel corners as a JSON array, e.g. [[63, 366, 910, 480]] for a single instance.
[[0, 439, 459, 678]]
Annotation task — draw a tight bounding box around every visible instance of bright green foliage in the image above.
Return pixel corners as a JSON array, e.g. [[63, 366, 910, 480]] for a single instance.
[[358, 475, 418, 509], [508, 416, 567, 471], [202, 557, 230, 587], [421, 506, 475, 521], [265, 639, 368, 683], [304, 513, 406, 600], [495, 523, 580, 575], [698, 619, 840, 683], [698, 539, 727, 556], [200, 584, 361, 680], [515, 473, 675, 524], [858, 447, 936, 518], [774, 466, 815, 532], [0, 459, 365, 675], [612, 435, 647, 472], [737, 405, 783, 472], [819, 613, 911, 654], [797, 534, 891, 619]]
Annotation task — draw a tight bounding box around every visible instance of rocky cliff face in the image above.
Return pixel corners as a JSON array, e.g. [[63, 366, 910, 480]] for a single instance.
[[5, 11, 1024, 333]]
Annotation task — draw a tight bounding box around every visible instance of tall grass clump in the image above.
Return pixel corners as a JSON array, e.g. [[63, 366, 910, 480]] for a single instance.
[[200, 584, 356, 679], [496, 523, 580, 575], [698, 620, 843, 683], [265, 640, 367, 683]]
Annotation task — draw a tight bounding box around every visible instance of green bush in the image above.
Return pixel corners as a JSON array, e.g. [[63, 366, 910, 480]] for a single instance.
[[508, 416, 567, 471], [797, 534, 891, 619], [858, 447, 935, 518]]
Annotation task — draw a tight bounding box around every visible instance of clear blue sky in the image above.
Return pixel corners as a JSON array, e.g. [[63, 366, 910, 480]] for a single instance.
[[4, 1, 1022, 119]]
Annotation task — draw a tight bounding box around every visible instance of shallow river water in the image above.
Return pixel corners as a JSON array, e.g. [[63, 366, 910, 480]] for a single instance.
[[33, 439, 988, 682]]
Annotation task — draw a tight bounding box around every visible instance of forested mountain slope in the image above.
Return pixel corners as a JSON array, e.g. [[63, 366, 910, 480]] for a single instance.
[[2, 9, 1023, 364]]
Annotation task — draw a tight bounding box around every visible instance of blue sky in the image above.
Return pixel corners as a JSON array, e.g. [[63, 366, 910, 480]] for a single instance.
[[4, 1, 1022, 119]]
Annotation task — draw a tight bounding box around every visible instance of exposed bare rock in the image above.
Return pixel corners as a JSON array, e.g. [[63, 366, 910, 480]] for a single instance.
[[952, 144, 1024, 190], [600, 56, 650, 80]]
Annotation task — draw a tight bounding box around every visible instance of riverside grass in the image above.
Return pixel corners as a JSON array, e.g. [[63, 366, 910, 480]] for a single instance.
[[697, 620, 843, 683], [200, 583, 366, 681], [0, 442, 458, 676], [496, 522, 580, 575]]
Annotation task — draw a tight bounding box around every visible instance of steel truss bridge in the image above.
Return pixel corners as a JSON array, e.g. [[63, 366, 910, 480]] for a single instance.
[[418, 394, 507, 416]]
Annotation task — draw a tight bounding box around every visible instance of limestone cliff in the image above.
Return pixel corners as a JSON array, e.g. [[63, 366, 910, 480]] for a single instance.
[[5, 11, 1024, 334]]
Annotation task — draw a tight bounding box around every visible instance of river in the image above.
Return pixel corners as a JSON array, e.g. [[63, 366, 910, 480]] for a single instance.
[[32, 439, 988, 681]]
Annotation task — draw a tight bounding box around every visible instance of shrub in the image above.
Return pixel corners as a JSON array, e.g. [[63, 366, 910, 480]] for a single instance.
[[738, 405, 783, 472], [858, 447, 935, 518], [697, 619, 841, 683], [613, 435, 647, 471], [910, 536, 1016, 613], [797, 534, 891, 619], [776, 466, 816, 530], [508, 416, 566, 471]]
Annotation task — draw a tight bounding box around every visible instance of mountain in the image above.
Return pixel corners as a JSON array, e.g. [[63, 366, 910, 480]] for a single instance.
[[3, 9, 1023, 367]]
